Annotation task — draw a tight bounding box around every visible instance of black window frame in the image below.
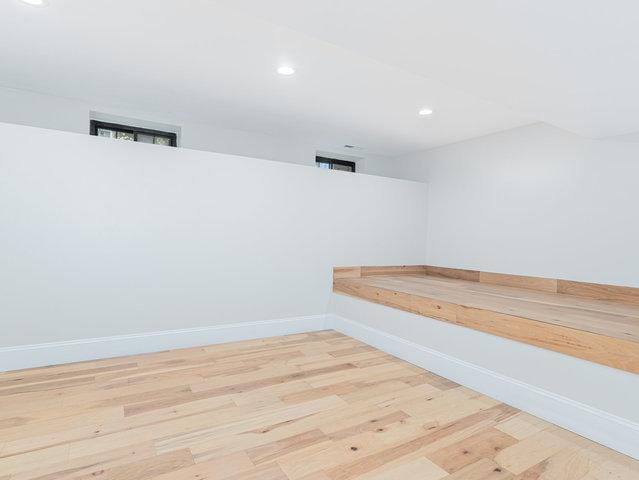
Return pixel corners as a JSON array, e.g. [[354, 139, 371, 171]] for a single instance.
[[315, 156, 356, 172], [90, 120, 178, 147]]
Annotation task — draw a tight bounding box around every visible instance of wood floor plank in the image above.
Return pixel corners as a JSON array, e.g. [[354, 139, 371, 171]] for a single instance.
[[105, 447, 194, 480], [513, 446, 597, 480], [8, 442, 156, 480], [245, 428, 327, 465], [147, 451, 255, 480], [442, 458, 512, 479], [157, 395, 347, 458], [0, 363, 138, 389], [0, 331, 636, 479], [361, 457, 448, 480], [0, 443, 70, 477], [0, 405, 125, 447], [428, 427, 518, 473], [495, 412, 549, 441], [493, 429, 569, 474]]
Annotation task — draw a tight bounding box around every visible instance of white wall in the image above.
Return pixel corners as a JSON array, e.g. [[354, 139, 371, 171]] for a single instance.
[[0, 87, 90, 134], [395, 123, 639, 286], [181, 121, 317, 167], [0, 86, 394, 174], [0, 122, 427, 347]]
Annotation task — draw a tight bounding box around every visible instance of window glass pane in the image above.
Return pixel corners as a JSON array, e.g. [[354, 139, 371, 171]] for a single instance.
[[91, 122, 176, 147], [333, 163, 354, 172], [317, 162, 331, 169], [116, 131, 135, 141], [97, 128, 115, 138]]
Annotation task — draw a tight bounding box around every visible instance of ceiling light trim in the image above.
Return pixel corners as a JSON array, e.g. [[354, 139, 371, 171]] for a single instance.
[[277, 65, 296, 76], [18, 0, 49, 7]]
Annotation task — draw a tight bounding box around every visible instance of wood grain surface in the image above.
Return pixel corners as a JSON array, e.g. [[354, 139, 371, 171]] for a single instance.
[[1, 331, 637, 479], [333, 268, 639, 374]]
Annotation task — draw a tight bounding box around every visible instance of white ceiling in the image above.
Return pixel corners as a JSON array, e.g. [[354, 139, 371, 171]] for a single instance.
[[1, 1, 637, 156], [219, 0, 639, 140]]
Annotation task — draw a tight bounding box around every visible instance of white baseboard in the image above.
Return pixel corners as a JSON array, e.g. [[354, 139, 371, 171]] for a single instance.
[[327, 313, 639, 461], [0, 314, 328, 372]]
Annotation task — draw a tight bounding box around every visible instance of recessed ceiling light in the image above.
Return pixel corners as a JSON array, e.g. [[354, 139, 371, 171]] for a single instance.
[[277, 66, 295, 76], [418, 107, 434, 116], [19, 0, 48, 6]]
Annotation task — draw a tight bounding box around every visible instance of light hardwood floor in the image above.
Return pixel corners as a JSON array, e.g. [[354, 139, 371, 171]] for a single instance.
[[1, 331, 637, 479]]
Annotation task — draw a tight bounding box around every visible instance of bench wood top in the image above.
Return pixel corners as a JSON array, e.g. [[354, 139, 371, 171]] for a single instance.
[[333, 265, 639, 374]]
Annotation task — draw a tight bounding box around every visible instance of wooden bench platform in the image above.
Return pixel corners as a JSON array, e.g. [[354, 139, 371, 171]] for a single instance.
[[333, 266, 639, 374]]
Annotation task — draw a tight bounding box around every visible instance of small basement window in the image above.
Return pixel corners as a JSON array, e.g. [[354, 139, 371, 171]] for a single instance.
[[90, 120, 177, 147], [316, 156, 356, 172]]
